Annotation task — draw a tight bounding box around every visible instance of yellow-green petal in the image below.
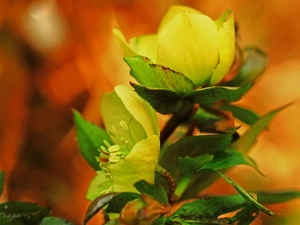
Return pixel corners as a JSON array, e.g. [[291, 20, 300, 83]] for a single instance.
[[109, 135, 160, 193], [129, 35, 158, 63], [157, 12, 219, 87], [114, 85, 159, 137], [209, 10, 235, 85], [101, 90, 147, 145], [158, 5, 202, 34], [113, 28, 137, 57], [86, 171, 113, 201]]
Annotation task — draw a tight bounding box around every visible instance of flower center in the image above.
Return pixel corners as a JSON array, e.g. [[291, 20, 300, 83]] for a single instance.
[[96, 120, 133, 178]]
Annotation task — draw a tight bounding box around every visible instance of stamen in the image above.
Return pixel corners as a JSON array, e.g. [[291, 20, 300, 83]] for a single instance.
[[109, 156, 120, 163], [100, 145, 108, 153], [105, 173, 112, 179], [102, 167, 110, 173], [112, 125, 117, 133], [100, 152, 109, 159], [120, 138, 125, 144], [110, 152, 122, 157], [120, 120, 129, 130], [103, 139, 111, 148], [107, 129, 115, 137], [108, 145, 120, 153], [100, 162, 108, 168]]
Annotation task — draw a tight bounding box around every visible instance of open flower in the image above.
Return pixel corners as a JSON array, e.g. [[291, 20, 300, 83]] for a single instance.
[[86, 85, 160, 200], [114, 5, 235, 87]]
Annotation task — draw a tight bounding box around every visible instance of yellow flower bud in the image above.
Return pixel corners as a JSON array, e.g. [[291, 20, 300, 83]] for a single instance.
[[114, 5, 235, 88]]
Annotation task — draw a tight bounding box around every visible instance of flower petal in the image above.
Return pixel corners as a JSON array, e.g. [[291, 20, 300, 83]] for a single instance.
[[101, 90, 147, 146], [158, 5, 202, 34], [109, 135, 160, 193], [157, 12, 219, 87], [113, 28, 137, 57], [209, 10, 235, 85], [86, 171, 113, 201], [115, 85, 159, 137], [129, 35, 158, 63]]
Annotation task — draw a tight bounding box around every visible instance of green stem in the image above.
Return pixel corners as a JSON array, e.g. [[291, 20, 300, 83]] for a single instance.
[[156, 165, 178, 205], [160, 100, 196, 146]]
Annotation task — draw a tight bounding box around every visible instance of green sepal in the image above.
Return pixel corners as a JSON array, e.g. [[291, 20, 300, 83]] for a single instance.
[[219, 103, 260, 125], [231, 102, 294, 153], [106, 192, 141, 213], [212, 170, 276, 216], [0, 171, 4, 196], [134, 180, 168, 204], [183, 84, 253, 104], [73, 110, 113, 170], [225, 47, 268, 86], [124, 55, 196, 94], [131, 83, 183, 114]]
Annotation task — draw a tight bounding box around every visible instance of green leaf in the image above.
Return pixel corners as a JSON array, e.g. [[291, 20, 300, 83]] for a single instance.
[[225, 47, 268, 86], [0, 202, 48, 225], [0, 171, 4, 196], [231, 102, 293, 153], [256, 190, 300, 204], [106, 192, 140, 213], [179, 154, 214, 179], [176, 155, 213, 196], [41, 217, 75, 225], [170, 195, 246, 220], [190, 108, 220, 131], [159, 133, 233, 179], [134, 180, 168, 204], [184, 84, 253, 104], [219, 104, 260, 125], [21, 207, 50, 225], [131, 83, 183, 114], [84, 193, 118, 225], [200, 149, 264, 176], [230, 203, 259, 225], [177, 149, 263, 198], [212, 171, 276, 216], [124, 56, 195, 94], [0, 202, 44, 215], [73, 110, 112, 170], [153, 217, 167, 225]]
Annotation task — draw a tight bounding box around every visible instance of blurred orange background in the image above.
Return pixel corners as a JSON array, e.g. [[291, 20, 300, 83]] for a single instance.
[[0, 0, 299, 224]]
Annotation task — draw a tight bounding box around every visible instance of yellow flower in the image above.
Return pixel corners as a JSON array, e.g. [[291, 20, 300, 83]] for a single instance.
[[86, 85, 160, 200], [114, 5, 235, 87]]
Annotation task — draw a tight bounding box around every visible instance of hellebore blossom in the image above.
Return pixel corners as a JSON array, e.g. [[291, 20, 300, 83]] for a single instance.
[[86, 85, 160, 200], [114, 5, 235, 87]]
